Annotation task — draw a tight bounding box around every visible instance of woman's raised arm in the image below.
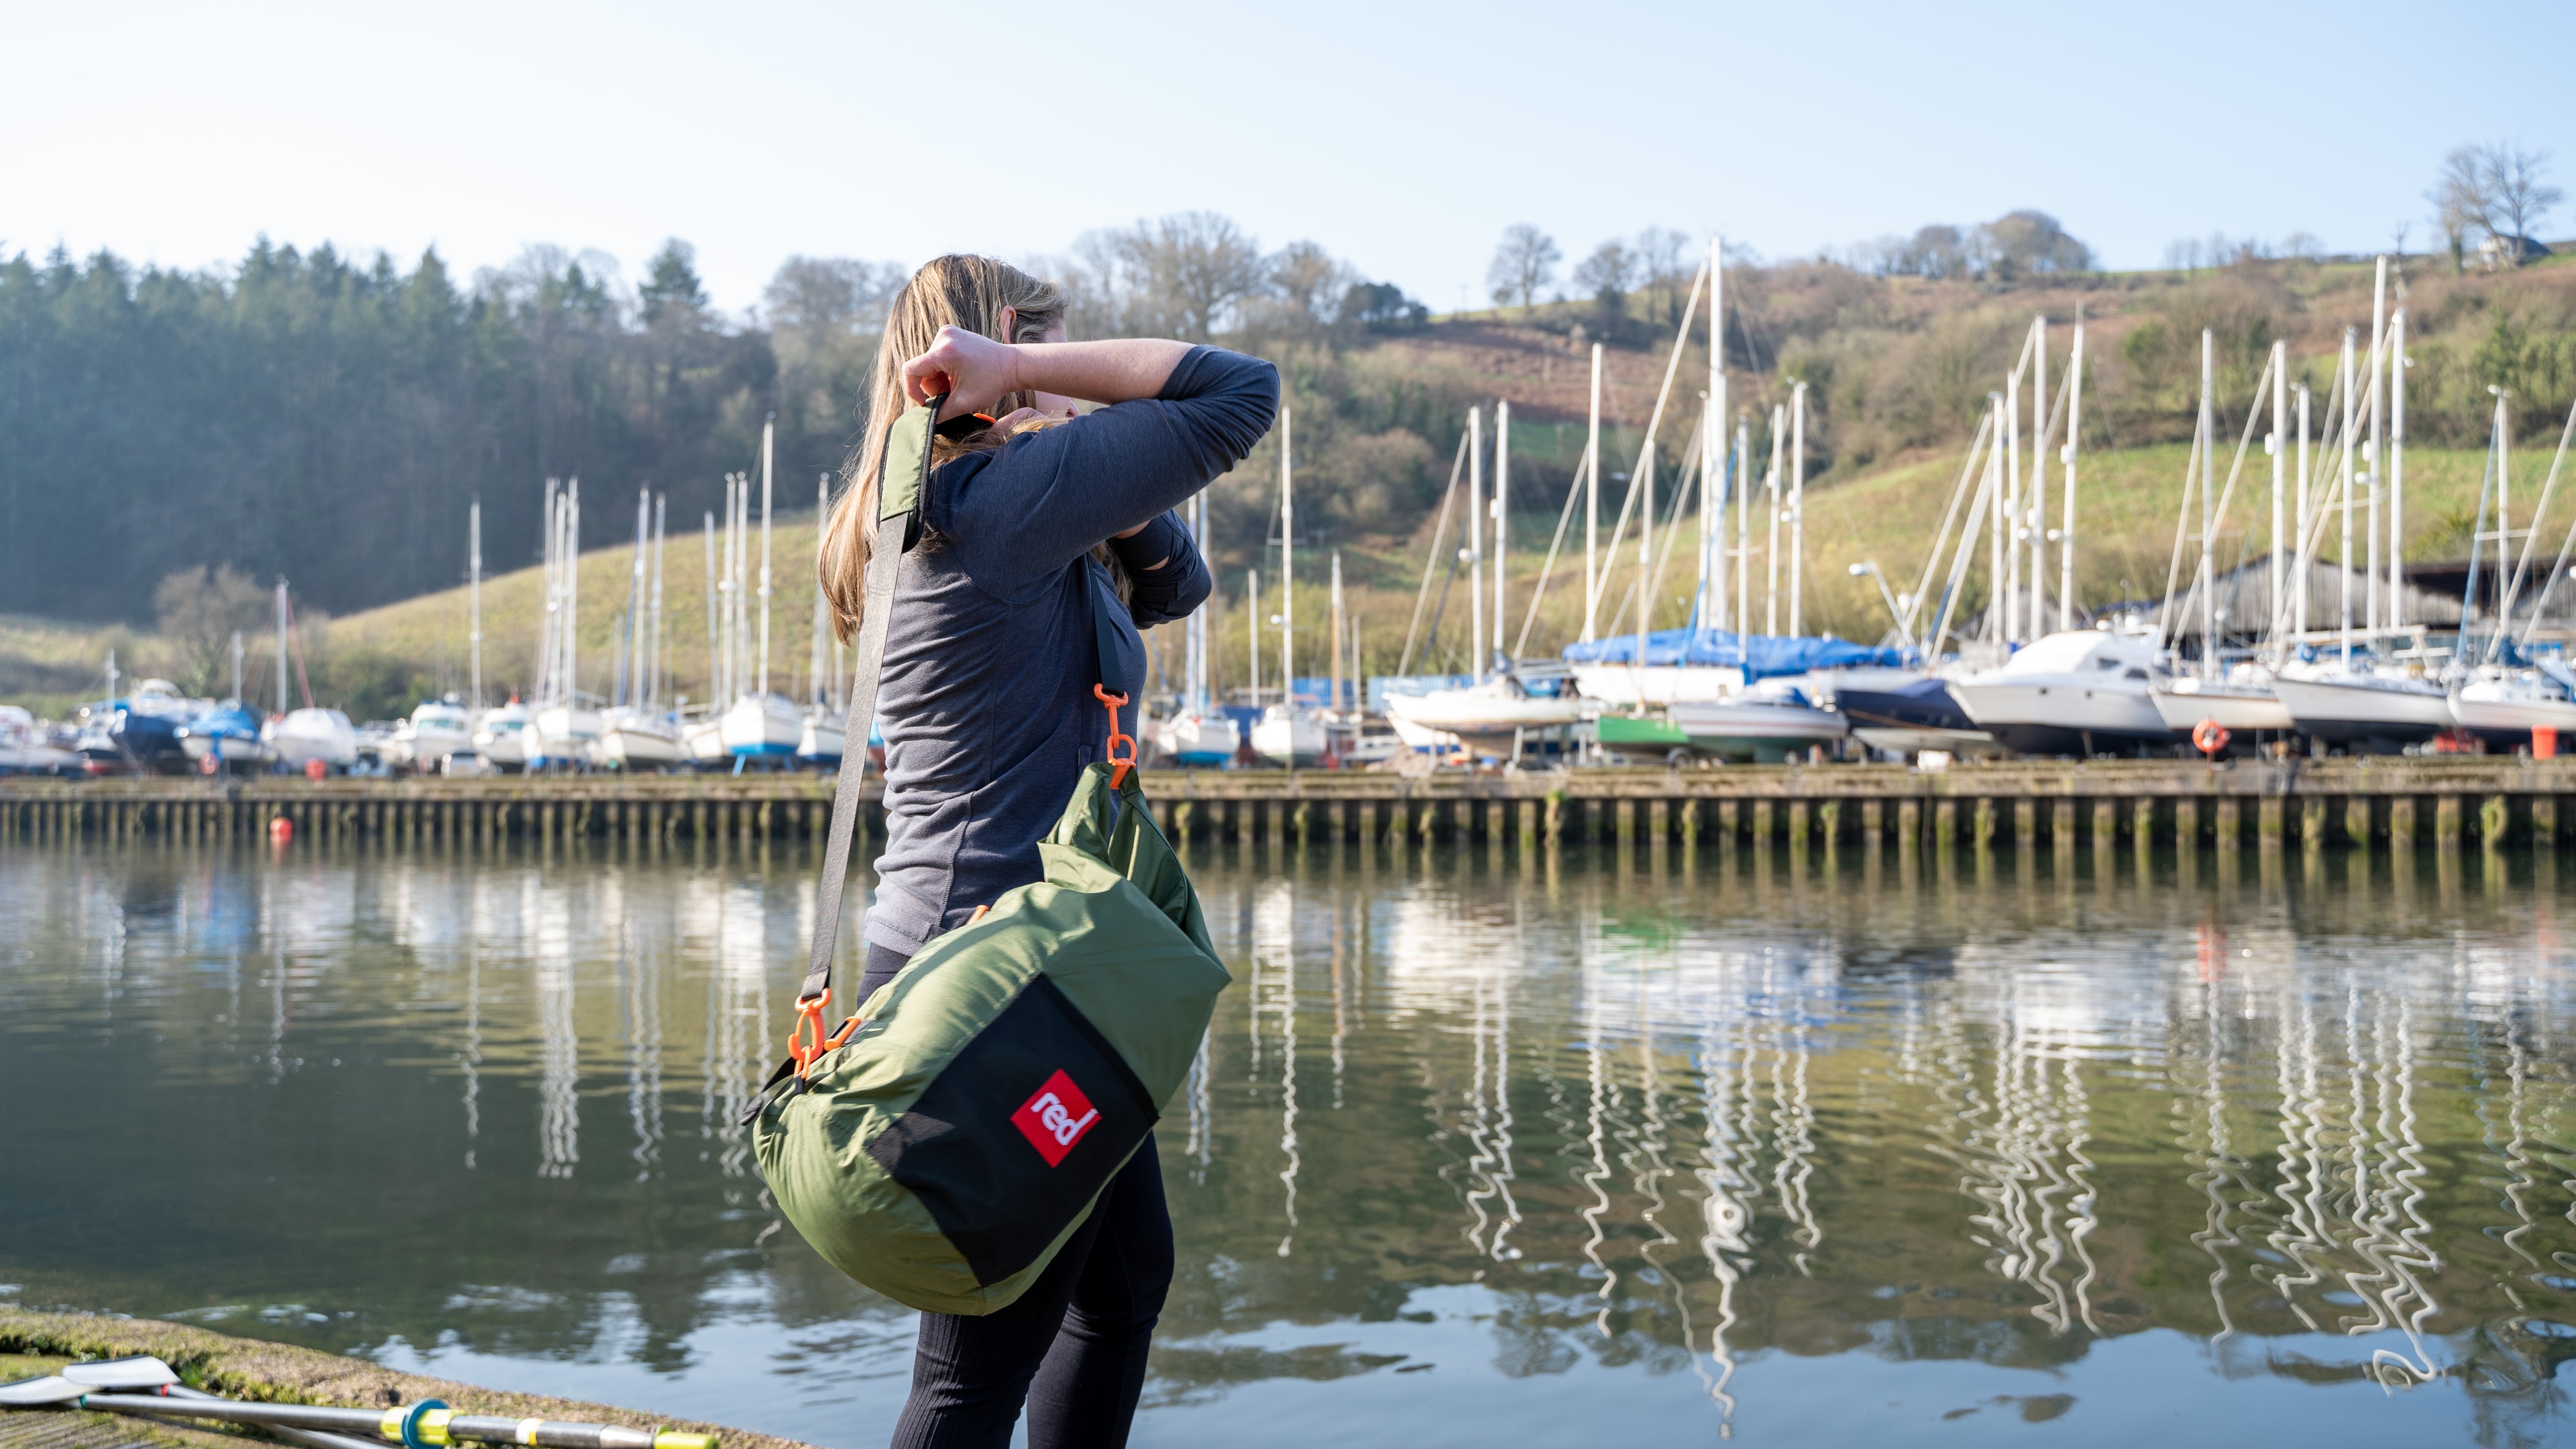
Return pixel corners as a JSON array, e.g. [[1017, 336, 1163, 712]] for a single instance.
[[902, 327, 1195, 420]]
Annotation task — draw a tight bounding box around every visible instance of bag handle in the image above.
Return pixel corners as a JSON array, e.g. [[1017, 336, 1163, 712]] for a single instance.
[[783, 392, 941, 1082]]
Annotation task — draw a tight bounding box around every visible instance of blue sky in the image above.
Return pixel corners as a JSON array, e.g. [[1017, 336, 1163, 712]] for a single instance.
[[7, 0, 2569, 316]]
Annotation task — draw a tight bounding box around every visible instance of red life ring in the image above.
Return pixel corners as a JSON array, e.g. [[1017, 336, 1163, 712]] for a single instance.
[[2192, 718, 2230, 757]]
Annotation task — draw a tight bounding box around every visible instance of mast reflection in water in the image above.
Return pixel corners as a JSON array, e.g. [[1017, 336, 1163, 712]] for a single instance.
[[4, 836, 2575, 1447]]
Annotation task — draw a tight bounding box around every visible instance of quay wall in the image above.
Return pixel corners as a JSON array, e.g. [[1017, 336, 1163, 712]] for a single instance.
[[3, 759, 2572, 852]]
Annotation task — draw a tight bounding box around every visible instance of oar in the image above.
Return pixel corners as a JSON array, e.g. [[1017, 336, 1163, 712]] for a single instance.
[[2, 1361, 412, 1449], [74, 1394, 715, 1449]]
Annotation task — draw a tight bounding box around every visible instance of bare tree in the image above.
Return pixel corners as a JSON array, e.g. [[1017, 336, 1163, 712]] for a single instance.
[[764, 257, 901, 336], [2433, 142, 2564, 267], [1571, 239, 1638, 300], [1063, 212, 1266, 340], [153, 565, 270, 698], [1268, 240, 1356, 331], [1485, 224, 1561, 310], [1633, 227, 1693, 326]]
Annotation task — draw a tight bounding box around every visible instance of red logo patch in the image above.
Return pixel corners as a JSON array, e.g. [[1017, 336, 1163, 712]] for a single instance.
[[1010, 1069, 1102, 1166]]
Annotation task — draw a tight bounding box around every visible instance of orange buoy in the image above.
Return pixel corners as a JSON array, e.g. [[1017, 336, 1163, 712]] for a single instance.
[[2192, 718, 2229, 758], [304, 757, 328, 782], [269, 816, 294, 843]]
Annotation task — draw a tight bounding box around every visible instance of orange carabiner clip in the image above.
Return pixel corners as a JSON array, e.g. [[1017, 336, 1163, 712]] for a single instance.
[[789, 989, 863, 1080], [1093, 682, 1137, 788]]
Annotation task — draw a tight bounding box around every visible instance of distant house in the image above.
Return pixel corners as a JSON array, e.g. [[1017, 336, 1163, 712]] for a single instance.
[[2478, 233, 2555, 268]]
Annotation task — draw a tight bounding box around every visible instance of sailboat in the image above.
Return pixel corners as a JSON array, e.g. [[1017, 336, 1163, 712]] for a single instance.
[[1386, 399, 1582, 756], [0, 706, 79, 775], [714, 419, 803, 762], [1252, 407, 1330, 767], [796, 475, 848, 767], [1155, 490, 1239, 767], [258, 580, 358, 771], [2440, 381, 2576, 749], [529, 478, 602, 768], [599, 489, 684, 769]]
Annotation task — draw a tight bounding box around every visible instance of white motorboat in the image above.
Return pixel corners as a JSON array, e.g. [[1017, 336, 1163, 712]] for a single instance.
[[1599, 682, 1847, 764], [1330, 715, 1403, 767], [1251, 705, 1328, 768], [530, 705, 601, 770], [1952, 628, 2176, 756], [2149, 666, 2294, 735], [797, 709, 846, 766], [2271, 660, 2450, 749], [1156, 710, 1239, 768], [264, 707, 357, 771], [0, 705, 79, 775], [1382, 675, 1584, 754], [2450, 664, 2576, 748], [596, 708, 685, 770], [473, 700, 534, 770], [386, 699, 474, 772]]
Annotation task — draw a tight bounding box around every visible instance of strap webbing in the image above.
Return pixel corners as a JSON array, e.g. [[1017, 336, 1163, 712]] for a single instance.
[[797, 394, 941, 1007], [1088, 559, 1128, 700]]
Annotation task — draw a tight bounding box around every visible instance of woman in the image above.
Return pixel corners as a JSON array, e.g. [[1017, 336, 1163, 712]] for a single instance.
[[818, 255, 1276, 1448]]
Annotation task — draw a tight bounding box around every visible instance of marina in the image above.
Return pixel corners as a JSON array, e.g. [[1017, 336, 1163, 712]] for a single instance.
[[9, 757, 2576, 851]]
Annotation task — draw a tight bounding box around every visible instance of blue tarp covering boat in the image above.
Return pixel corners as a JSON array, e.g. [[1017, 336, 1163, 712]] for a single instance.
[[1561, 629, 1914, 681]]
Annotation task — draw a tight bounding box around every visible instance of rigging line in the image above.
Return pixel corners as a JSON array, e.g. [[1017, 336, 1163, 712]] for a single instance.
[[2155, 412, 2212, 657], [1398, 429, 1472, 678], [1584, 259, 1709, 628], [2501, 389, 2576, 644], [2271, 359, 2361, 641], [1928, 433, 2001, 659], [1514, 450, 1592, 660], [1604, 410, 1708, 649], [2169, 349, 2279, 652], [1907, 412, 1995, 645]]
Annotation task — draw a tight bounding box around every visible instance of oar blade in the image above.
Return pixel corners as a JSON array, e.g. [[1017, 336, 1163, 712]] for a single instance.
[[0, 1375, 91, 1407], [61, 1356, 180, 1390]]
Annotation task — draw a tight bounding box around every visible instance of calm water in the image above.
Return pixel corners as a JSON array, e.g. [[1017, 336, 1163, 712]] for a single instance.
[[5, 833, 2576, 1447]]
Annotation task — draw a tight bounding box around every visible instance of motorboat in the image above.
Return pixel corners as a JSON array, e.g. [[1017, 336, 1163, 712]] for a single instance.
[[102, 679, 194, 770], [2149, 665, 2294, 736], [1951, 628, 2176, 756], [797, 709, 846, 767], [721, 692, 803, 760], [0, 706, 80, 775], [1330, 715, 1404, 767], [264, 707, 358, 772], [530, 704, 602, 770], [440, 748, 495, 778], [473, 700, 534, 771], [1833, 674, 2000, 759], [2450, 663, 2576, 749], [1598, 681, 1848, 764], [385, 698, 474, 773], [1251, 705, 1328, 768], [1156, 709, 1240, 768], [1381, 674, 1584, 755], [596, 708, 685, 770], [176, 699, 269, 771], [2271, 658, 2450, 751]]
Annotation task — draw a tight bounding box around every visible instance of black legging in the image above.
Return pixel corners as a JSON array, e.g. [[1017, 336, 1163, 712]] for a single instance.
[[864, 942, 1173, 1449]]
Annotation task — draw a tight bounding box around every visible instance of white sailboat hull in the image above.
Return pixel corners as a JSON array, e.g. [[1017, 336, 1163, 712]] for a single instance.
[[798, 713, 846, 763], [1571, 663, 1746, 707], [531, 706, 602, 768], [596, 714, 684, 769], [2149, 682, 2294, 733], [2451, 682, 2576, 743], [1157, 712, 1239, 767], [683, 719, 729, 764], [2271, 675, 2450, 745], [1252, 711, 1328, 767], [721, 695, 803, 757], [264, 709, 358, 770]]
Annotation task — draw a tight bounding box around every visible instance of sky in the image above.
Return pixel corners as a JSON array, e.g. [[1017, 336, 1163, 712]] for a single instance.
[[7, 0, 2572, 318]]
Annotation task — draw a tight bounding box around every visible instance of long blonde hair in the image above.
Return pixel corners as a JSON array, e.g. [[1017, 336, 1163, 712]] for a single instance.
[[819, 254, 1068, 641]]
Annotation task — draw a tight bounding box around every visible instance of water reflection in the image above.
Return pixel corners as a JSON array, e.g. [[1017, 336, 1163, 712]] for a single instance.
[[3, 837, 2575, 1446]]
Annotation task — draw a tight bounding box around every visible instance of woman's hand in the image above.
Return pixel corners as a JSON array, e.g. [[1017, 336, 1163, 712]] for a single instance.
[[901, 326, 1023, 421]]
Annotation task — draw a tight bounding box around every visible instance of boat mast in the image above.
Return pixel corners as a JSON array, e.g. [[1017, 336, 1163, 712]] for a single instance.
[[1466, 405, 1484, 682], [230, 630, 243, 704], [274, 578, 289, 716], [1765, 405, 1784, 636], [538, 479, 559, 706], [2339, 328, 2357, 669], [1494, 400, 1509, 672], [2367, 257, 2388, 635], [1248, 568, 1261, 704], [1329, 551, 1345, 716], [2003, 345, 2023, 645], [702, 509, 719, 710], [1987, 394, 2005, 646], [2389, 310, 2407, 635], [2269, 340, 2287, 649], [811, 474, 829, 708], [649, 494, 666, 711], [469, 499, 483, 711], [2058, 311, 2084, 632], [564, 479, 580, 708], [629, 489, 650, 709], [1736, 416, 1750, 643], [758, 414, 775, 698], [1279, 408, 1294, 703], [1790, 378, 1807, 637], [1584, 344, 1602, 643], [1708, 233, 1727, 636], [1188, 492, 1208, 712], [2028, 317, 2047, 635], [2198, 331, 2216, 678], [2296, 382, 2312, 640]]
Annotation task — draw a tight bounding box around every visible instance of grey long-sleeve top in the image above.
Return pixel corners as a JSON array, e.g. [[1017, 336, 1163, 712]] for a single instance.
[[864, 345, 1276, 955]]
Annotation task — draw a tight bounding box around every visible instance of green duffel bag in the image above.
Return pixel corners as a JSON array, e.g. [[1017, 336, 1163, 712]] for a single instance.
[[745, 391, 1228, 1316]]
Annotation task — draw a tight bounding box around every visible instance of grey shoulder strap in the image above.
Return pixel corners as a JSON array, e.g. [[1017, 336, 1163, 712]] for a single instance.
[[798, 394, 941, 1007]]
